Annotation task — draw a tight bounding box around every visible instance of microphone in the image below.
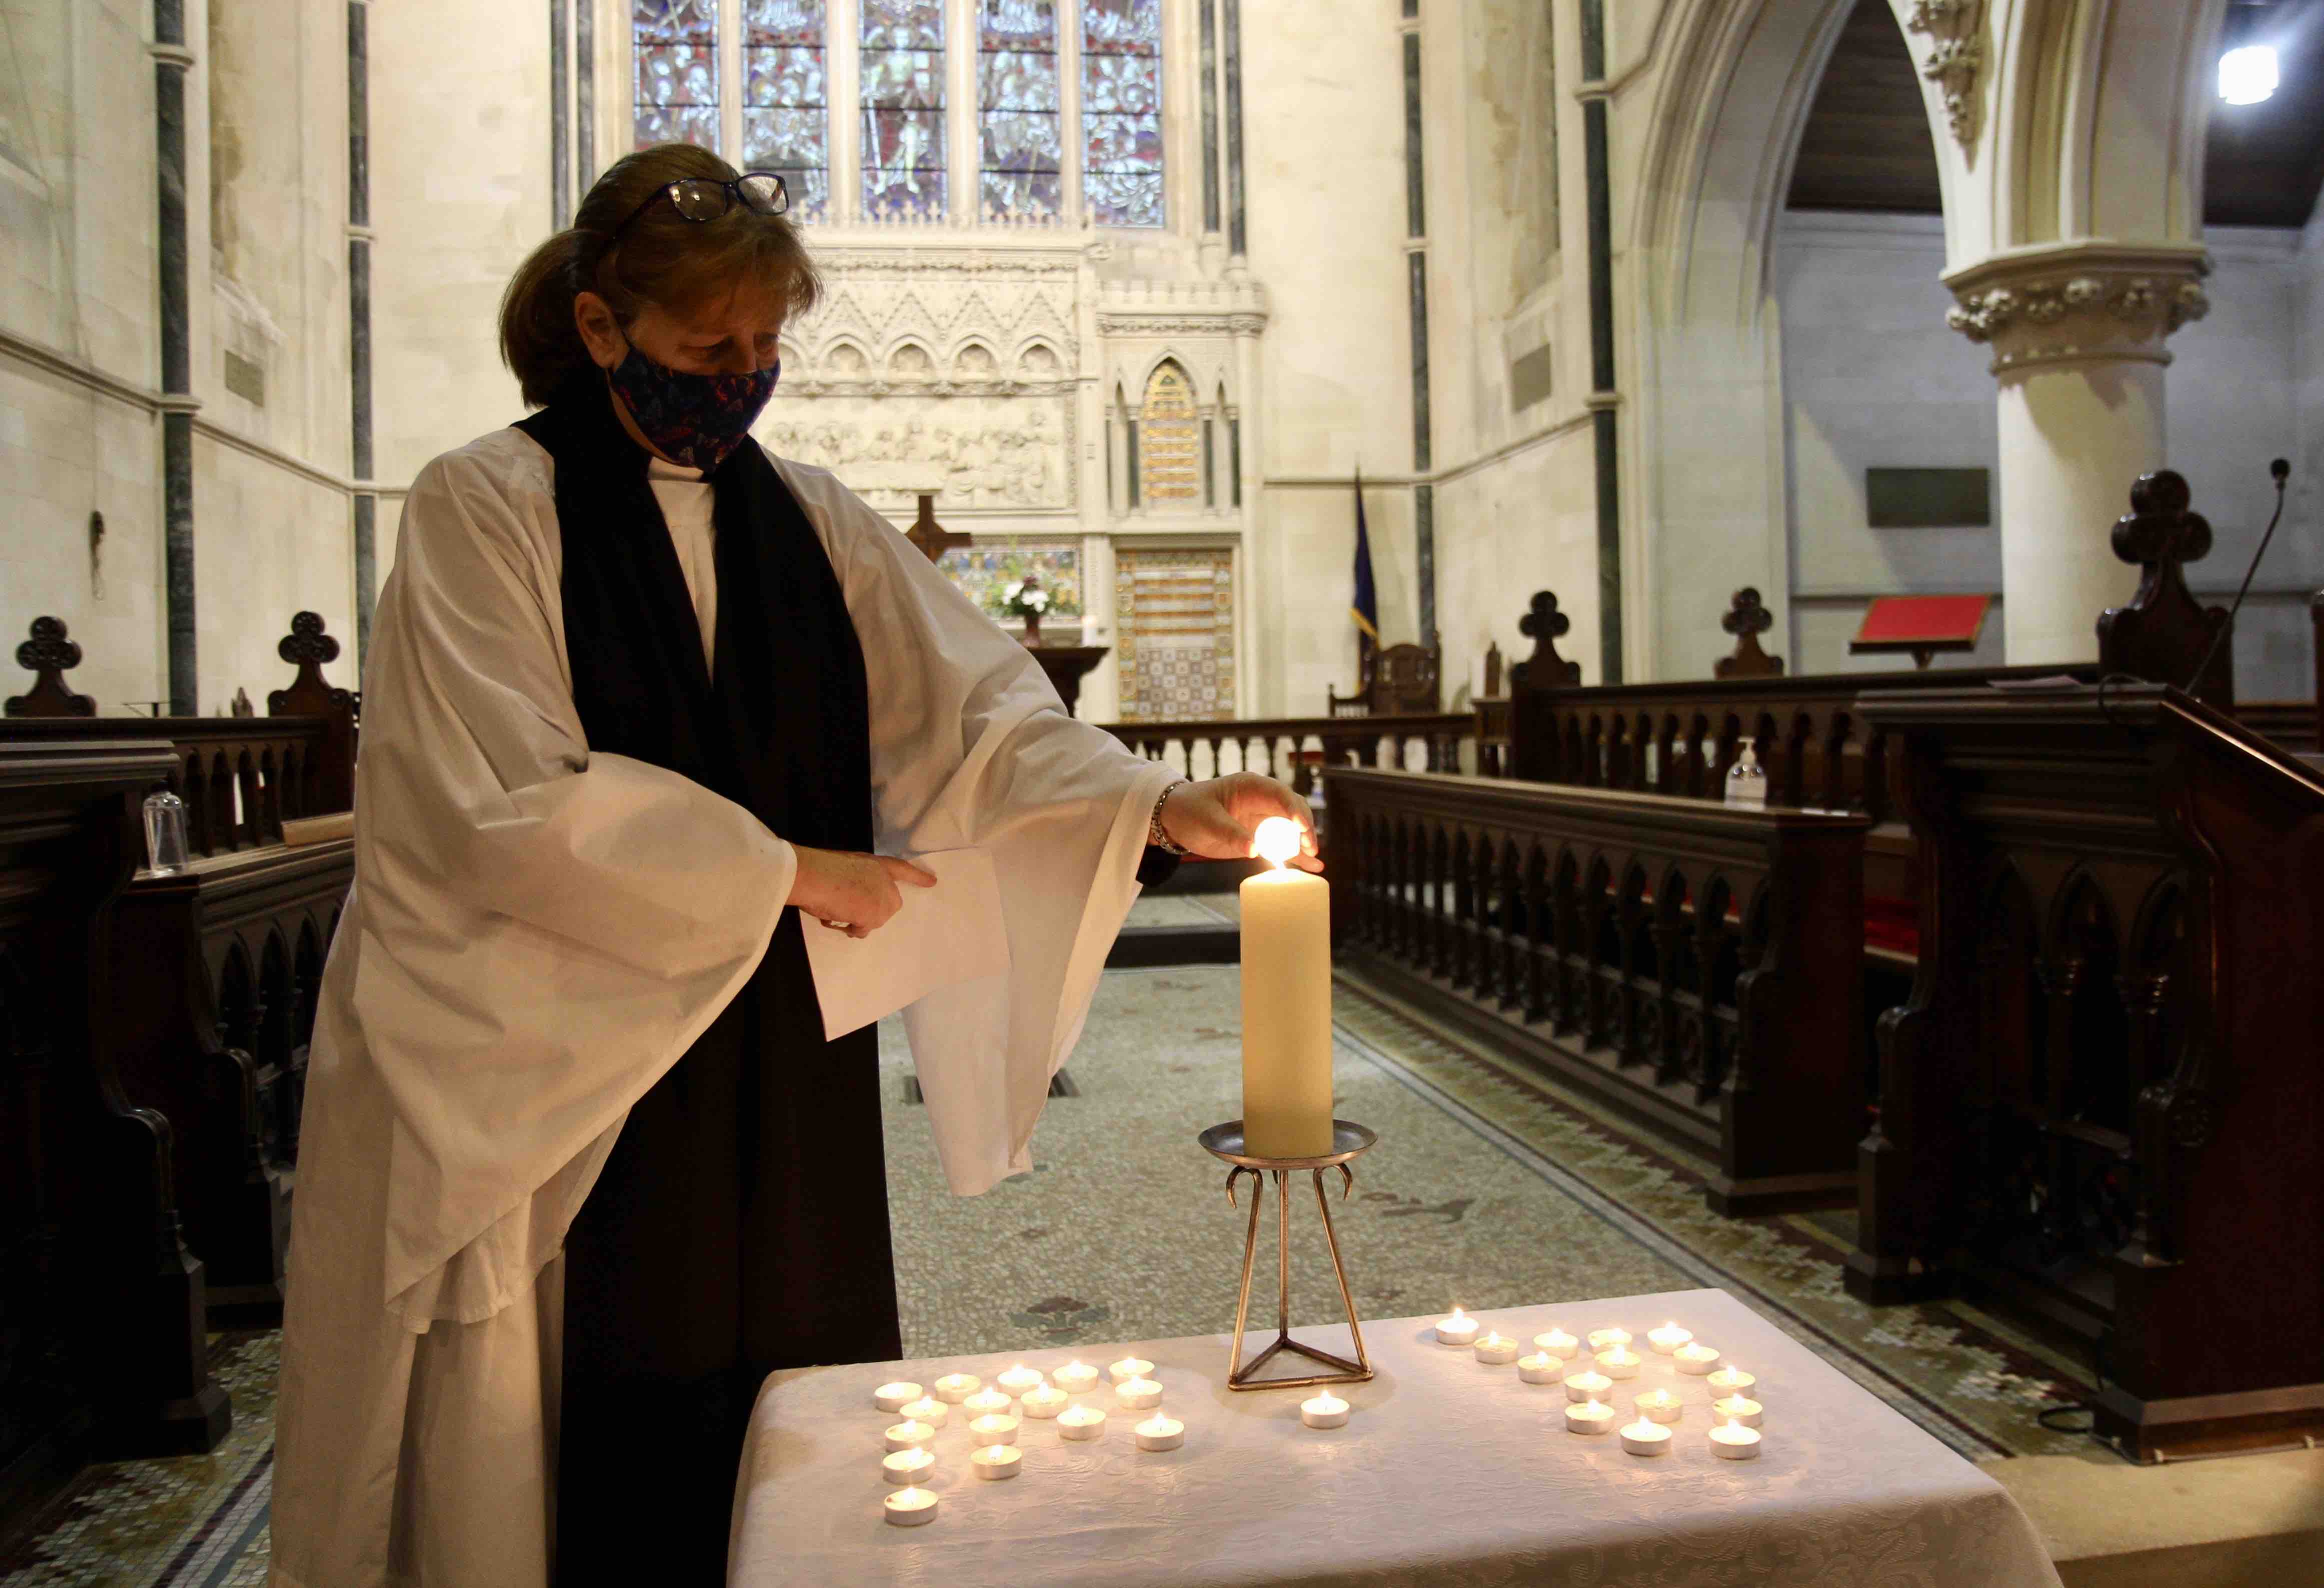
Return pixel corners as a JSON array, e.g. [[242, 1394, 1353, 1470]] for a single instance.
[[2184, 458, 2291, 696]]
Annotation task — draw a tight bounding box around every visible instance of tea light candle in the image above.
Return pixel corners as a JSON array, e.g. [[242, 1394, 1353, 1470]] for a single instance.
[[1587, 1326, 1631, 1352], [1052, 1360, 1100, 1394], [1020, 1385, 1070, 1420], [881, 1448, 935, 1485], [883, 1420, 937, 1452], [967, 1412, 1021, 1446], [1674, 1343, 1722, 1376], [1595, 1345, 1643, 1380], [1517, 1352, 1566, 1384], [970, 1443, 1024, 1480], [1633, 1388, 1683, 1424], [1473, 1330, 1520, 1364], [1058, 1406, 1106, 1441], [1134, 1414, 1186, 1452], [1620, 1417, 1673, 1456], [1300, 1392, 1350, 1428], [1115, 1377, 1163, 1411], [1435, 1306, 1479, 1347], [1645, 1321, 1693, 1356], [873, 1380, 923, 1414], [897, 1396, 948, 1427], [1710, 1416, 1763, 1460], [962, 1388, 1014, 1418], [996, 1363, 1046, 1396], [1564, 1398, 1618, 1435], [1107, 1357, 1155, 1384], [1711, 1395, 1763, 1428], [932, 1373, 981, 1404], [1706, 1364, 1756, 1396], [883, 1486, 939, 1527], [1533, 1327, 1580, 1360], [1564, 1368, 1614, 1402]]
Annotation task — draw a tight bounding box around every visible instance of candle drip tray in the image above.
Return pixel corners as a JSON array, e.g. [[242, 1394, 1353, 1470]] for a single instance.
[[1199, 1118, 1378, 1393]]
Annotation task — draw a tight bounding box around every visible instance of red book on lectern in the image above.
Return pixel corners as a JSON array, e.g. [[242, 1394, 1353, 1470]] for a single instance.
[[1851, 594, 1992, 654]]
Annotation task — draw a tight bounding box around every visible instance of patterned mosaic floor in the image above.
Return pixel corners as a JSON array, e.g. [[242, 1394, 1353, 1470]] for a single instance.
[[1, 954, 2104, 1586]]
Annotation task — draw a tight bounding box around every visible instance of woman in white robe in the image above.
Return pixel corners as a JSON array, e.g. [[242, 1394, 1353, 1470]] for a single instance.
[[268, 144, 1316, 1588]]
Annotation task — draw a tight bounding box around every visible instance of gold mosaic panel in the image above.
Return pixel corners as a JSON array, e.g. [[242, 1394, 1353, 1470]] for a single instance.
[[1114, 546, 1234, 720], [1136, 361, 1200, 504]]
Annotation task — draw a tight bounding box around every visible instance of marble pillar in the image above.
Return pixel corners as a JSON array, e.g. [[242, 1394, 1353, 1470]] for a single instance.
[[1945, 244, 2212, 664]]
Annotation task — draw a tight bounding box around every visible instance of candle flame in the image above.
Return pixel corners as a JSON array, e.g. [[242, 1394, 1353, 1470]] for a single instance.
[[1254, 816, 1304, 866], [1450, 1305, 1466, 1320]]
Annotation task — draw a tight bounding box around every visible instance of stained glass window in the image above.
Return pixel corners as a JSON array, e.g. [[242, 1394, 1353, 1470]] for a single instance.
[[977, 1, 1062, 220], [1082, 0, 1163, 226], [633, 0, 720, 151], [1137, 361, 1199, 504], [861, 0, 946, 218], [742, 0, 829, 218]]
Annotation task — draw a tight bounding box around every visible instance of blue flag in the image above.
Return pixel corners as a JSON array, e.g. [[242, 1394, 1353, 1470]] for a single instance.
[[1351, 470, 1379, 660]]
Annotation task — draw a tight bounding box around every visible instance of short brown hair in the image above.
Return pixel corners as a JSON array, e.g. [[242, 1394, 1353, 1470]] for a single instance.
[[499, 144, 822, 407]]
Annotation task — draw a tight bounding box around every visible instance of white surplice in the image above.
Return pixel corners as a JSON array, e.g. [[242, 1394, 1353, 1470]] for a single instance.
[[267, 428, 1177, 1588]]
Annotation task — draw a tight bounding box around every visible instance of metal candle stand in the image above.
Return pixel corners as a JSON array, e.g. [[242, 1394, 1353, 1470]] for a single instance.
[[1198, 1119, 1378, 1392]]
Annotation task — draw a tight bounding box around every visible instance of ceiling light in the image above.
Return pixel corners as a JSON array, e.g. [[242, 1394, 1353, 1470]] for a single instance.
[[2218, 44, 2278, 105]]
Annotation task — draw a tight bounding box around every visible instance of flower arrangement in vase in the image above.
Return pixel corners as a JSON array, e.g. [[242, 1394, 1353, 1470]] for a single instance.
[[993, 571, 1053, 648]]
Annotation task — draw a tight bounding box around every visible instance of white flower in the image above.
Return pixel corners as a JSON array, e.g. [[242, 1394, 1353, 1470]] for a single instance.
[[1003, 580, 1025, 601]]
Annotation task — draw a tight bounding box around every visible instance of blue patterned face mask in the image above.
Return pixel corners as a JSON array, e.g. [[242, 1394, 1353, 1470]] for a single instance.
[[605, 345, 780, 472]]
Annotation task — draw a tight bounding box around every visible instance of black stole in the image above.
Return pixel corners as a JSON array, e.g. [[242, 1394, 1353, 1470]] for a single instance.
[[515, 378, 900, 1586]]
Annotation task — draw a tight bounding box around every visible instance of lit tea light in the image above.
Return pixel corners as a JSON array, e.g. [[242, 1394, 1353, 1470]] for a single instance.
[[1706, 1364, 1756, 1396], [962, 1388, 1014, 1418], [1645, 1322, 1693, 1356], [1674, 1343, 1722, 1376], [970, 1443, 1024, 1480], [996, 1363, 1046, 1396], [932, 1372, 982, 1404], [1587, 1326, 1631, 1352], [1020, 1385, 1070, 1420], [1594, 1344, 1643, 1380], [1619, 1416, 1673, 1456], [1115, 1376, 1164, 1411], [967, 1412, 1021, 1446], [1058, 1405, 1107, 1441], [873, 1380, 923, 1414], [1108, 1356, 1155, 1384], [883, 1420, 937, 1453], [883, 1486, 939, 1527], [1564, 1368, 1614, 1403], [1517, 1352, 1566, 1385], [1473, 1330, 1520, 1365], [1711, 1394, 1763, 1428], [1532, 1327, 1580, 1360], [1435, 1306, 1480, 1347], [1300, 1392, 1350, 1428], [897, 1396, 948, 1427], [1134, 1414, 1186, 1452], [881, 1447, 935, 1486], [1633, 1388, 1683, 1424], [1710, 1416, 1762, 1460], [1052, 1360, 1100, 1394], [1564, 1398, 1618, 1435]]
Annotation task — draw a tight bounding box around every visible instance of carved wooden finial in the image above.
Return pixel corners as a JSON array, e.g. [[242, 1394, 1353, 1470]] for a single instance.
[[1483, 638, 1503, 698], [1715, 587, 1785, 679], [2097, 469, 2232, 706], [903, 492, 972, 563], [6, 616, 98, 717], [1509, 591, 1581, 690], [268, 612, 354, 718]]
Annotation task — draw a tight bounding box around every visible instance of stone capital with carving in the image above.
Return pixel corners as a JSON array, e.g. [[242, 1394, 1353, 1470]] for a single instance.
[[1941, 242, 2211, 374]]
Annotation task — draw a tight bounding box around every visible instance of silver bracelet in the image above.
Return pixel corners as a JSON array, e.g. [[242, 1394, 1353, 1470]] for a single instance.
[[1147, 779, 1191, 855]]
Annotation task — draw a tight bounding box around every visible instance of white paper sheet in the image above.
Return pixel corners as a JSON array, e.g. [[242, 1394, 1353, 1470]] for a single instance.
[[799, 847, 1010, 1040]]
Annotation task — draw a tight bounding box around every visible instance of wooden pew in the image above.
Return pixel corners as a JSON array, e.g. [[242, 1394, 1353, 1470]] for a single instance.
[[1846, 682, 2324, 1460], [1324, 766, 1869, 1214], [1, 736, 231, 1538]]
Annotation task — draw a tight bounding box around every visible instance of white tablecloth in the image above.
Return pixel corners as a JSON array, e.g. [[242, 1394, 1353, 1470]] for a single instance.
[[729, 1287, 2062, 1588]]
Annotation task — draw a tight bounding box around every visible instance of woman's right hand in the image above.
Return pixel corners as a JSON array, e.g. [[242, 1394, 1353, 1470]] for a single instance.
[[786, 846, 938, 938]]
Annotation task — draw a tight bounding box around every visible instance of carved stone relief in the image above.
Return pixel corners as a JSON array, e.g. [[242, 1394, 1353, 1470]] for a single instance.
[[756, 394, 1075, 509]]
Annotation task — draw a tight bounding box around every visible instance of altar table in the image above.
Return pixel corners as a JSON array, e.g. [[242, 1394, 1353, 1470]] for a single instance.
[[728, 1287, 2061, 1588]]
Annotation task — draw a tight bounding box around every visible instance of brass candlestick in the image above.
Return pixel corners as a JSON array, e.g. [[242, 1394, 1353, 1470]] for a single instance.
[[1198, 1119, 1378, 1392]]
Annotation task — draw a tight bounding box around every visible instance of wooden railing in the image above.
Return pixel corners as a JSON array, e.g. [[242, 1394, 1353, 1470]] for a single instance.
[[1102, 713, 1475, 798], [1324, 766, 1870, 1214], [1846, 682, 2324, 1460]]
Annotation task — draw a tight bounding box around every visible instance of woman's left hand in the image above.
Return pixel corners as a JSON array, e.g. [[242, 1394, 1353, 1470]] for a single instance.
[[1157, 772, 1323, 872]]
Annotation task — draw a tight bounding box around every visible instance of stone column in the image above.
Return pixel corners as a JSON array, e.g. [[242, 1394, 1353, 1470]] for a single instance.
[[1944, 242, 2212, 664]]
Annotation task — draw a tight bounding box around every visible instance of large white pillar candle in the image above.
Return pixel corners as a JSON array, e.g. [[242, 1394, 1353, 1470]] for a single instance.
[[1241, 818, 1333, 1158]]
